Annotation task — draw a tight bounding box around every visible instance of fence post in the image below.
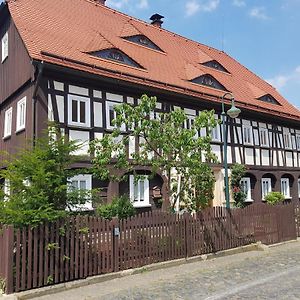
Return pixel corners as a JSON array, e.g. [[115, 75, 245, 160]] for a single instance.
[[184, 213, 191, 258], [4, 225, 14, 294], [111, 218, 120, 272]]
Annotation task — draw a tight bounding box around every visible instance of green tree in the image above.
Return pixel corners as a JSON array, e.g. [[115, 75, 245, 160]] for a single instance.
[[91, 94, 218, 212], [230, 163, 247, 208], [0, 125, 90, 227]]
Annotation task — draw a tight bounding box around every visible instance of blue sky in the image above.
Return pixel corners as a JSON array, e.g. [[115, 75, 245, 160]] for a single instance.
[[106, 0, 300, 109]]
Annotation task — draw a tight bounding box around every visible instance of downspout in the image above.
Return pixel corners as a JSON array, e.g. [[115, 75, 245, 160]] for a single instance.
[[32, 61, 44, 146]]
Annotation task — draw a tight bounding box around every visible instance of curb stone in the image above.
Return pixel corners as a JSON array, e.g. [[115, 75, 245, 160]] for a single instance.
[[7, 241, 289, 300]]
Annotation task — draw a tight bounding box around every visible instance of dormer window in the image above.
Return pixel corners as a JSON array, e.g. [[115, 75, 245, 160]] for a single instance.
[[90, 48, 143, 69], [258, 94, 280, 105], [191, 74, 227, 91], [202, 60, 229, 73], [123, 35, 162, 51], [108, 50, 124, 62]]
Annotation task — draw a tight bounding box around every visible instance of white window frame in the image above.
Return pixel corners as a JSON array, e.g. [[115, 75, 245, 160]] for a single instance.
[[240, 177, 253, 202], [105, 101, 125, 131], [298, 179, 300, 198], [283, 131, 292, 149], [16, 97, 26, 132], [129, 175, 150, 208], [1, 31, 8, 63], [261, 178, 272, 200], [242, 125, 253, 145], [3, 107, 12, 138], [281, 178, 291, 199], [68, 174, 93, 210], [296, 134, 300, 151], [68, 94, 91, 127], [259, 128, 269, 147]]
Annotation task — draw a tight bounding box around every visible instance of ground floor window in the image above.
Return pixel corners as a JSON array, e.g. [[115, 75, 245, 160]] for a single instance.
[[129, 175, 150, 208], [281, 178, 290, 199], [298, 179, 300, 198], [261, 178, 272, 200], [240, 177, 252, 202], [68, 174, 93, 210]]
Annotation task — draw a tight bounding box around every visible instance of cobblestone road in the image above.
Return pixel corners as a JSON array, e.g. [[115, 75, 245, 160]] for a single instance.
[[37, 241, 300, 300]]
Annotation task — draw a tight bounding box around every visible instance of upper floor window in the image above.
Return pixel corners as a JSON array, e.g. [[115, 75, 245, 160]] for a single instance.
[[1, 31, 8, 63], [129, 175, 150, 208], [68, 95, 90, 127], [281, 178, 290, 199], [16, 97, 26, 132], [90, 48, 143, 69], [240, 177, 252, 202], [242, 125, 253, 145], [259, 128, 269, 147], [191, 74, 227, 91], [283, 131, 292, 149], [258, 94, 280, 105], [296, 134, 300, 151], [261, 178, 271, 200], [124, 35, 162, 52], [105, 101, 125, 131], [4, 107, 12, 138], [202, 60, 229, 73]]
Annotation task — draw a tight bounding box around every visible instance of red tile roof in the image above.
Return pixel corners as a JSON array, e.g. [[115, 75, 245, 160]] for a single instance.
[[7, 0, 300, 121]]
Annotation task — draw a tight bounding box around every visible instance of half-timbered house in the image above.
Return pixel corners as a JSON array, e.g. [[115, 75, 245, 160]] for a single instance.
[[1, 0, 300, 210]]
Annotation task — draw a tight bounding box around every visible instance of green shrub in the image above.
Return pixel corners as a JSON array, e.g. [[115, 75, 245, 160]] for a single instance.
[[264, 192, 285, 205], [96, 195, 135, 220]]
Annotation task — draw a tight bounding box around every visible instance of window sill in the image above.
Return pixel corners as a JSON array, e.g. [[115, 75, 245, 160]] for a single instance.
[[1, 56, 8, 64], [68, 124, 91, 130], [132, 203, 152, 208], [284, 196, 292, 200], [3, 135, 11, 140], [244, 199, 254, 203], [15, 127, 25, 134]]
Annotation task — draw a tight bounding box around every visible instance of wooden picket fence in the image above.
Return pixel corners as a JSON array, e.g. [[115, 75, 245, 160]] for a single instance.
[[0, 202, 298, 294]]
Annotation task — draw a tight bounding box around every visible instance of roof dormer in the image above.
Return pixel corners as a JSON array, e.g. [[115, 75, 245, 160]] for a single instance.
[[202, 60, 229, 73], [123, 35, 163, 52], [191, 74, 227, 91], [258, 94, 280, 105], [89, 48, 143, 69]]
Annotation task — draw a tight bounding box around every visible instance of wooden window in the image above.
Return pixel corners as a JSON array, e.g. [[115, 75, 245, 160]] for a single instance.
[[4, 107, 12, 138], [261, 178, 271, 200], [16, 97, 26, 132], [68, 174, 93, 210], [240, 177, 253, 202], [1, 31, 8, 63], [105, 101, 125, 131], [68, 95, 90, 127], [281, 178, 290, 199], [283, 131, 292, 149], [259, 128, 269, 147], [242, 125, 253, 145], [129, 175, 150, 208], [296, 134, 300, 151]]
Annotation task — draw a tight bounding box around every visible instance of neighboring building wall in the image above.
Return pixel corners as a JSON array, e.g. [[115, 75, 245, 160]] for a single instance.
[[0, 14, 33, 104], [42, 74, 300, 208]]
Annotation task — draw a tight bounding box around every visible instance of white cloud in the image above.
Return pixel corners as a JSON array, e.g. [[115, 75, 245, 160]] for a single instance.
[[266, 66, 300, 90], [185, 1, 200, 16], [107, 0, 148, 10], [249, 7, 269, 20], [185, 0, 219, 17], [137, 0, 148, 9], [232, 0, 246, 7]]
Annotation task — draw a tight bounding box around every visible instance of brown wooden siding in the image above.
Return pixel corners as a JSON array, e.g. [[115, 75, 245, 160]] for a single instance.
[[0, 85, 34, 160], [0, 16, 33, 103]]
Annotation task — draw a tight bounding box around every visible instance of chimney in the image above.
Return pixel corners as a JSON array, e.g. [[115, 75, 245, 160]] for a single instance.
[[150, 14, 164, 28], [96, 0, 106, 5]]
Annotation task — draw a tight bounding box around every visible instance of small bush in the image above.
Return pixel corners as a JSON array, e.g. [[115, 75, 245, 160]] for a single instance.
[[264, 192, 285, 205], [96, 195, 135, 220]]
